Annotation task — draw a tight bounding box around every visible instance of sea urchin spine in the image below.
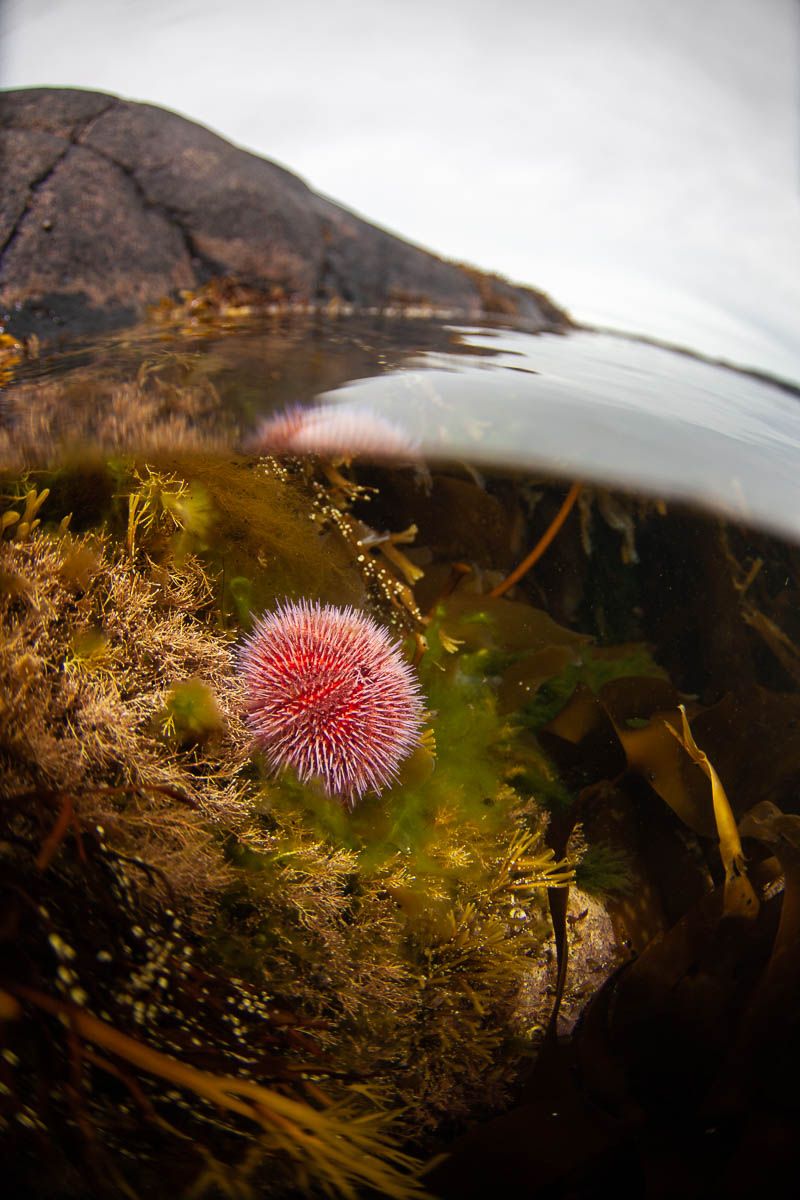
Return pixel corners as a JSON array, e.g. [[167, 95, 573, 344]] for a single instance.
[[237, 599, 424, 804]]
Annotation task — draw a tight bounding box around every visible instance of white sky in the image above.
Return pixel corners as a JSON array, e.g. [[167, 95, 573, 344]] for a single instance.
[[2, 0, 799, 381]]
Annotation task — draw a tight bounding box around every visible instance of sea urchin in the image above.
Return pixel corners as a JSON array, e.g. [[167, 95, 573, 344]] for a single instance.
[[237, 599, 424, 804]]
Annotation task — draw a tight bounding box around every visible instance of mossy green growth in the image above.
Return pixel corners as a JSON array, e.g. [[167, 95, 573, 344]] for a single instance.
[[575, 839, 635, 898], [144, 454, 366, 621], [422, 600, 665, 820], [64, 627, 111, 674], [506, 758, 576, 813], [94, 455, 364, 626], [227, 573, 254, 625], [159, 677, 223, 745], [516, 642, 668, 733]]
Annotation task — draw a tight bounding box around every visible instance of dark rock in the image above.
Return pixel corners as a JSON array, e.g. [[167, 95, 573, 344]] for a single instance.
[[0, 88, 115, 139], [0, 130, 68, 248], [1, 141, 194, 316], [0, 87, 572, 341]]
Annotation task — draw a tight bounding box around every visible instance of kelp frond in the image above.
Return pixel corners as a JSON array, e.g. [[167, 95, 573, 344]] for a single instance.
[[665, 705, 758, 919], [490, 482, 582, 598]]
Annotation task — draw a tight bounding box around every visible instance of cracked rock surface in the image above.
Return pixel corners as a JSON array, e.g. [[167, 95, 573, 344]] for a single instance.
[[0, 87, 570, 341]]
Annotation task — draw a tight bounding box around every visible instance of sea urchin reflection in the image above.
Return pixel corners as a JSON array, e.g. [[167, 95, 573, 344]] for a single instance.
[[237, 599, 424, 803], [247, 403, 420, 461]]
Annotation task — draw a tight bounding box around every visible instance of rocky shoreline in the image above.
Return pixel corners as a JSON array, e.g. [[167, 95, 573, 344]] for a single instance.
[[0, 87, 572, 342]]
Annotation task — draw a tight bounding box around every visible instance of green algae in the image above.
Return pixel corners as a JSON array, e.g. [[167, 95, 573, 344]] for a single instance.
[[573, 839, 635, 898], [514, 642, 668, 732], [159, 677, 223, 745]]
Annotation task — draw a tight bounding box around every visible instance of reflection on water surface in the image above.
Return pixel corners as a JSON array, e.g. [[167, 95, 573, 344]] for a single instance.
[[4, 313, 799, 535]]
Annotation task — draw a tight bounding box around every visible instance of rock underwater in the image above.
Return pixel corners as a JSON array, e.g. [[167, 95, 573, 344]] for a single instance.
[[0, 86, 571, 341]]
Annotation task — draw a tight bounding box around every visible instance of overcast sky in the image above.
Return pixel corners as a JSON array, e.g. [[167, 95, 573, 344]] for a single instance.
[[2, 0, 799, 381]]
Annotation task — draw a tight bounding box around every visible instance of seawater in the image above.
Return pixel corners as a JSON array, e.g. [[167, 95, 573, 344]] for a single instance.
[[2, 314, 800, 1199]]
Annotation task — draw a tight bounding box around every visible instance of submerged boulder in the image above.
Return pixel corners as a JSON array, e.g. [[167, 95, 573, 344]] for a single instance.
[[0, 87, 571, 340]]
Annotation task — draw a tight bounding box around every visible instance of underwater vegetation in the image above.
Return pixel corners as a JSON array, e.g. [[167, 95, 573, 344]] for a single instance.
[[425, 548, 800, 1196], [572, 839, 634, 900], [0, 460, 575, 1198], [5, 339, 800, 1200]]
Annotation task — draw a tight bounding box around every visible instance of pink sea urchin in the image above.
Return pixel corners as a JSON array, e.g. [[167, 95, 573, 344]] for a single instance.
[[247, 403, 420, 462], [237, 599, 424, 804]]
